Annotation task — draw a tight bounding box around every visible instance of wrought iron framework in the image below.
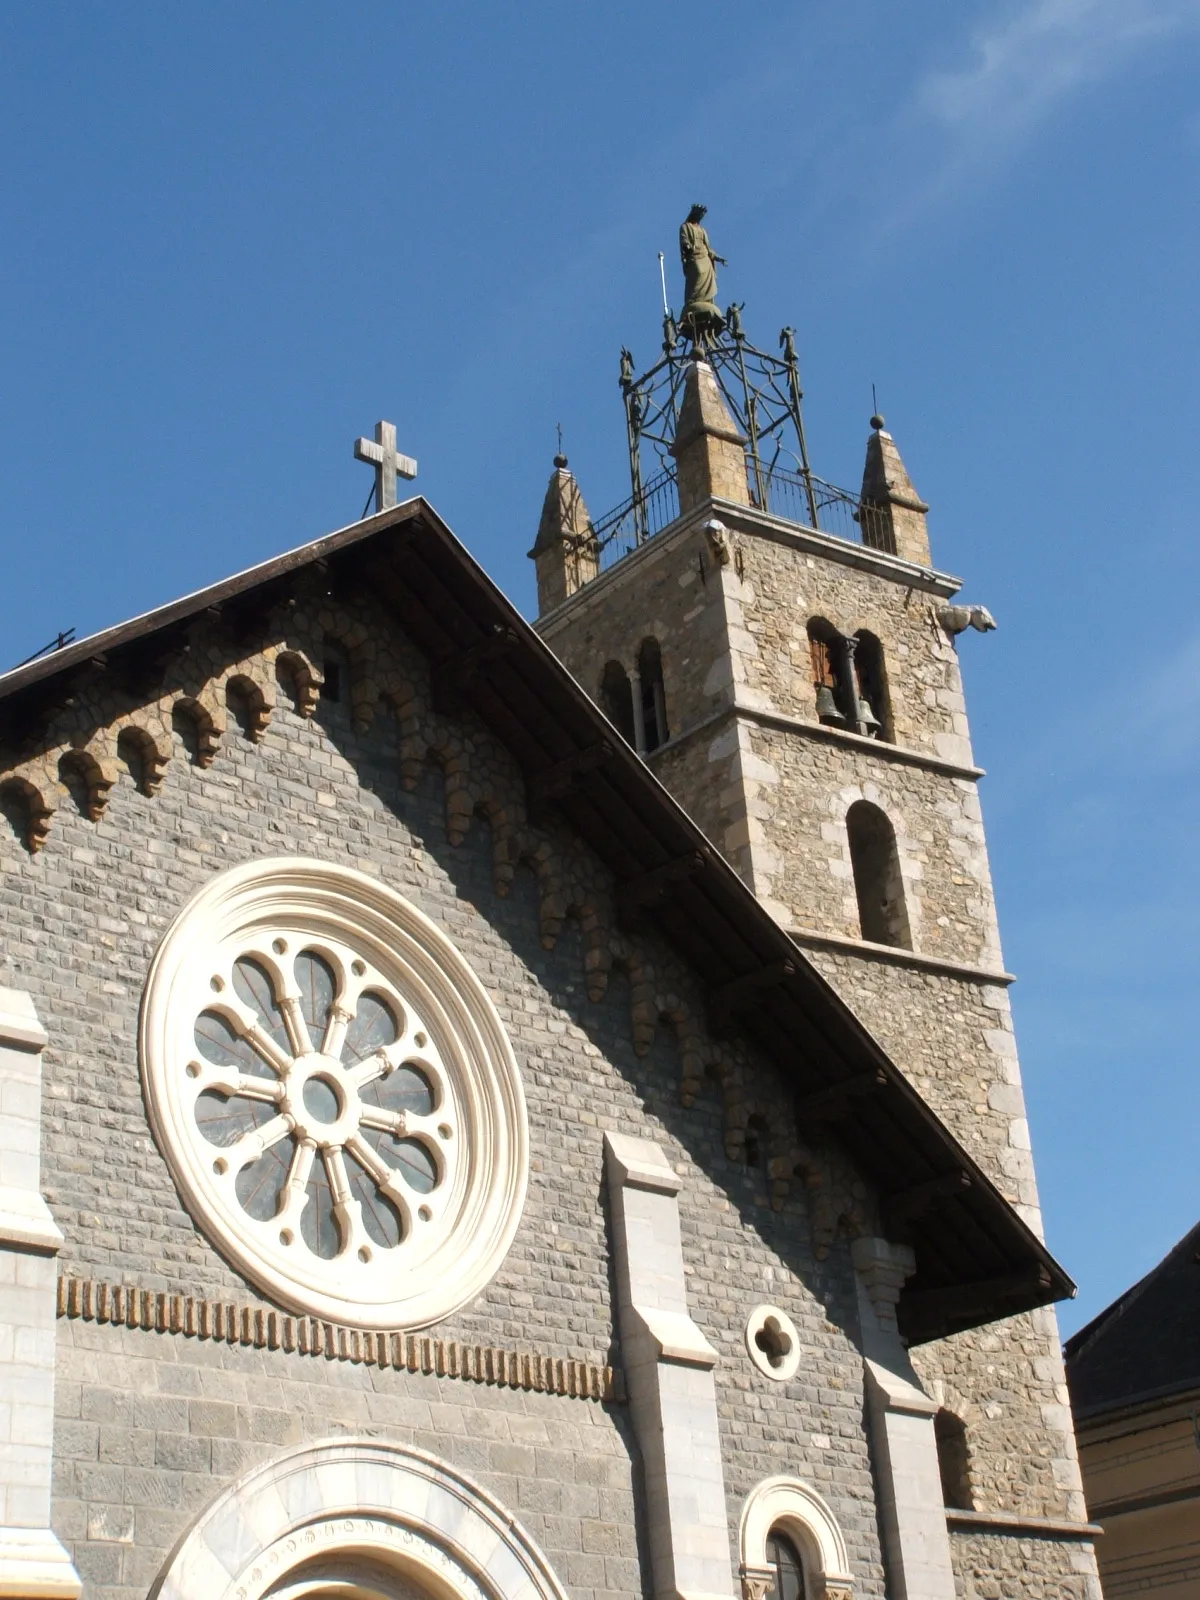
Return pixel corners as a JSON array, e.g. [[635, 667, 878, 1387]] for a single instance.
[[618, 309, 820, 544]]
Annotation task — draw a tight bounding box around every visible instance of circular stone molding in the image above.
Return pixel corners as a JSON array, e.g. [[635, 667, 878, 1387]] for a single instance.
[[140, 858, 528, 1329], [745, 1303, 801, 1381]]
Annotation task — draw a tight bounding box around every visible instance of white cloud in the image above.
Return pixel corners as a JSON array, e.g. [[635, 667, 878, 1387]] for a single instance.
[[917, 0, 1200, 155]]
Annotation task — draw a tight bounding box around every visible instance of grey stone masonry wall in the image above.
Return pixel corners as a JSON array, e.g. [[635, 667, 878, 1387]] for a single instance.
[[51, 1317, 638, 1600], [1, 590, 893, 1599]]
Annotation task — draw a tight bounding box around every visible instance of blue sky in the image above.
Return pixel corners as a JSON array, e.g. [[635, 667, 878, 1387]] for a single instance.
[[2, 2, 1198, 1335]]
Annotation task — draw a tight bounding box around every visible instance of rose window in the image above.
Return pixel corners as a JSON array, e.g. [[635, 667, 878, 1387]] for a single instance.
[[141, 858, 528, 1328]]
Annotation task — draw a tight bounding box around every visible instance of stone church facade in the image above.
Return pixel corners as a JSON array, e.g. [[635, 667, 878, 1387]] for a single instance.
[[0, 359, 1101, 1599]]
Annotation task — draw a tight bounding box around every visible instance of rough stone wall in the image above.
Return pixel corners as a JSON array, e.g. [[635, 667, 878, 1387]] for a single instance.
[[724, 522, 972, 767], [0, 595, 892, 1598], [734, 725, 1001, 967], [541, 512, 974, 771], [948, 1528, 1102, 1600], [803, 953, 1031, 1215], [541, 518, 730, 748]]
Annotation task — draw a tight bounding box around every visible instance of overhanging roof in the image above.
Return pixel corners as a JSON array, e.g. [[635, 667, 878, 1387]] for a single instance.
[[0, 498, 1074, 1344]]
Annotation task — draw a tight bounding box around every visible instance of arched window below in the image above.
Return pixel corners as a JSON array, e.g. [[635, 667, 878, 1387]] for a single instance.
[[852, 630, 892, 742], [599, 660, 636, 747], [765, 1530, 807, 1600], [637, 637, 669, 752], [846, 800, 911, 949], [739, 1476, 852, 1600], [935, 1410, 974, 1510]]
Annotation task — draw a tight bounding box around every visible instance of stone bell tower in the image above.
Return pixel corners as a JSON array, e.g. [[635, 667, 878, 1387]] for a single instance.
[[529, 243, 1095, 1557]]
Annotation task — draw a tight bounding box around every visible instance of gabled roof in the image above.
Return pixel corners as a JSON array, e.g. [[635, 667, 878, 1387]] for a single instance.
[[1065, 1220, 1200, 1418], [0, 497, 1074, 1344]]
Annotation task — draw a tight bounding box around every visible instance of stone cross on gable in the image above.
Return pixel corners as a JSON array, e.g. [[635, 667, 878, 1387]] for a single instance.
[[353, 420, 418, 515]]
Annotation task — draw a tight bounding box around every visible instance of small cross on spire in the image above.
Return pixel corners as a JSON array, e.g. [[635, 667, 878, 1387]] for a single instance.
[[353, 420, 418, 515]]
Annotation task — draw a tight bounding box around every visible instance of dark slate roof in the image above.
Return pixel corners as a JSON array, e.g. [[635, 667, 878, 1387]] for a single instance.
[[1065, 1220, 1200, 1418], [0, 497, 1075, 1344]]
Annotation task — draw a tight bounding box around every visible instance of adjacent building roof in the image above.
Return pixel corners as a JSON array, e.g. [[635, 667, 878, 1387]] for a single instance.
[[0, 496, 1075, 1344], [1065, 1220, 1200, 1419]]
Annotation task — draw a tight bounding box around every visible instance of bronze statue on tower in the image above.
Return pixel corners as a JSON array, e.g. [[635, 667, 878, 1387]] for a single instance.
[[678, 204, 726, 343]]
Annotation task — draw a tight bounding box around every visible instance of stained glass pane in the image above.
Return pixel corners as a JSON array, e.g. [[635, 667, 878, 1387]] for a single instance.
[[194, 1088, 273, 1147], [194, 1010, 275, 1079], [232, 958, 290, 1054], [346, 1149, 404, 1249], [360, 1062, 434, 1118], [300, 1152, 341, 1259], [295, 951, 337, 1045], [342, 992, 399, 1067], [360, 1127, 439, 1194], [234, 1135, 294, 1222]]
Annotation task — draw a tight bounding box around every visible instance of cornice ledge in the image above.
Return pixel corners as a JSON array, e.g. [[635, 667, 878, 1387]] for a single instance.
[[644, 704, 984, 783], [703, 496, 963, 596], [534, 491, 964, 635], [733, 704, 984, 780], [946, 1508, 1102, 1540], [788, 925, 1014, 986]]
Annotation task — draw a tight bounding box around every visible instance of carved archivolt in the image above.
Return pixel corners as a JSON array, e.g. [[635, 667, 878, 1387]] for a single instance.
[[148, 1438, 570, 1600], [1, 595, 867, 1225]]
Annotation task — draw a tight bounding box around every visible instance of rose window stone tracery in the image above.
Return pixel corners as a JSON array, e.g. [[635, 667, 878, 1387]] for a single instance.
[[191, 939, 453, 1266], [141, 858, 528, 1328]]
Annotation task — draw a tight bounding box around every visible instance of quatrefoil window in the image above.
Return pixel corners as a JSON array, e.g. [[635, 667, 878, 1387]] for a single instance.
[[141, 858, 528, 1328], [746, 1303, 802, 1381]]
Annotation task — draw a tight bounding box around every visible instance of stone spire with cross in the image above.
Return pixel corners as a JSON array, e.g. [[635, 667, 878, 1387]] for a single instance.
[[353, 420, 418, 515]]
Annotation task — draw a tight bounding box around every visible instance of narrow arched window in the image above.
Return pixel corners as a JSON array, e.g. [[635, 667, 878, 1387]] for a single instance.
[[807, 619, 853, 728], [765, 1530, 807, 1600], [852, 631, 892, 742], [846, 801, 911, 949], [935, 1410, 974, 1510], [637, 637, 669, 752], [600, 660, 636, 746]]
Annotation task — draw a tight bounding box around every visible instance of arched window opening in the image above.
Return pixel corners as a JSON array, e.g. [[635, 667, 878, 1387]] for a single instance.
[[807, 619, 852, 728], [637, 637, 669, 752], [320, 639, 350, 706], [765, 1530, 807, 1600], [852, 631, 892, 742], [599, 660, 636, 747], [744, 1113, 767, 1170], [846, 801, 911, 949], [935, 1410, 974, 1510]]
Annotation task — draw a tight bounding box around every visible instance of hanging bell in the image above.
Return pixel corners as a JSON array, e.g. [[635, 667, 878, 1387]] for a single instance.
[[814, 684, 846, 726], [855, 698, 882, 737]]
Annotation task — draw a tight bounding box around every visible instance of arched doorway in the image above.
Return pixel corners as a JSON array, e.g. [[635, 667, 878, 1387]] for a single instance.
[[151, 1439, 570, 1600]]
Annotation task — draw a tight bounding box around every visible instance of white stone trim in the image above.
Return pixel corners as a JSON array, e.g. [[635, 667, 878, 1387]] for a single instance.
[[852, 1237, 956, 1600], [0, 987, 81, 1598], [744, 1304, 801, 1382], [738, 1476, 853, 1595], [603, 1131, 734, 1600], [148, 1437, 570, 1600], [140, 858, 528, 1329]]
